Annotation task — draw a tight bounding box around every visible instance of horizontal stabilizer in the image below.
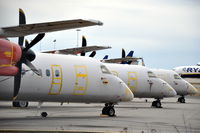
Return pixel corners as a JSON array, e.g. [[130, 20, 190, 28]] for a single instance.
[[0, 19, 103, 37]]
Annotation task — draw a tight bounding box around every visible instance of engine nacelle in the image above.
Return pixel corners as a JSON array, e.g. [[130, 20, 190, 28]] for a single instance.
[[0, 39, 22, 76]]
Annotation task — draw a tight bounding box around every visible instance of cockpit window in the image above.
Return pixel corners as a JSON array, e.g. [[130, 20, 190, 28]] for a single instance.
[[174, 74, 181, 79], [101, 65, 111, 74], [148, 71, 157, 78]]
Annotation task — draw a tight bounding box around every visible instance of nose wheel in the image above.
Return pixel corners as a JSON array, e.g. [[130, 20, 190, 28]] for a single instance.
[[152, 99, 162, 108], [102, 103, 116, 117], [178, 96, 185, 103]]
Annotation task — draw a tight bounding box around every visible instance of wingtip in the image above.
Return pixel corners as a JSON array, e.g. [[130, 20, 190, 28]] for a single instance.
[[88, 19, 103, 26]]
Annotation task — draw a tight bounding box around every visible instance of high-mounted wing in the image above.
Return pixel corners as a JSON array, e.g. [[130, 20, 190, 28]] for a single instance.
[[42, 45, 111, 55], [0, 19, 103, 37], [102, 57, 142, 64]]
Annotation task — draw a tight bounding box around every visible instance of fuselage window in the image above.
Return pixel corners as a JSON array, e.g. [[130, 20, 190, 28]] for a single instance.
[[148, 71, 157, 78], [46, 69, 50, 77], [55, 70, 60, 77], [174, 74, 181, 79], [101, 65, 111, 74]]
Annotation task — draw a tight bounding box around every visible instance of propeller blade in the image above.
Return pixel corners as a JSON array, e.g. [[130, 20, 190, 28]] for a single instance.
[[82, 36, 87, 47], [13, 61, 22, 100], [18, 37, 24, 47], [19, 8, 26, 25], [122, 48, 125, 58], [13, 8, 26, 99], [25, 39, 29, 47], [121, 48, 126, 64], [23, 33, 45, 52], [89, 51, 96, 57], [81, 36, 87, 56], [24, 59, 42, 76], [18, 8, 26, 46]]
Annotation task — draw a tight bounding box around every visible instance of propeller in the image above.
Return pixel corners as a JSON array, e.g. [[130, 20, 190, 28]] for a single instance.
[[80, 36, 96, 57], [13, 8, 45, 100]]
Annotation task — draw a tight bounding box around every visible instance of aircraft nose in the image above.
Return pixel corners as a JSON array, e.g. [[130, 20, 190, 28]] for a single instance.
[[121, 82, 134, 101], [187, 83, 198, 95], [165, 83, 177, 97]]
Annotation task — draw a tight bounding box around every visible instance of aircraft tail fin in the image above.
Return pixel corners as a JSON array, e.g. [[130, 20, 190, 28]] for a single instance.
[[126, 51, 134, 57], [103, 55, 109, 60]]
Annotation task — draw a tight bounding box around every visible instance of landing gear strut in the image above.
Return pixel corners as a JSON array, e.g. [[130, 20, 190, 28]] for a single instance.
[[178, 96, 185, 103], [152, 99, 162, 108], [102, 103, 116, 117]]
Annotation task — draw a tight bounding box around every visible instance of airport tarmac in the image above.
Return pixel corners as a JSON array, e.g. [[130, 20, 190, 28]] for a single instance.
[[0, 97, 200, 133]]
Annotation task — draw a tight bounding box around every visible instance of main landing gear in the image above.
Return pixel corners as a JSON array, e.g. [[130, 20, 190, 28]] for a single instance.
[[102, 103, 116, 117], [177, 96, 185, 103], [12, 101, 29, 108], [152, 99, 162, 108]]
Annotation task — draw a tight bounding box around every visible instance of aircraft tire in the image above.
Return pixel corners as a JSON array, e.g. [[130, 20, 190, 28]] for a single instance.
[[180, 98, 185, 103], [178, 97, 185, 103], [152, 101, 156, 107], [13, 101, 28, 108], [41, 112, 48, 117], [107, 107, 115, 117], [102, 107, 108, 115], [155, 101, 162, 108]]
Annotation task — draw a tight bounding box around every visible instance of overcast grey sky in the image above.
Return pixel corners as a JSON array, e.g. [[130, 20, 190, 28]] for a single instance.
[[0, 0, 199, 69]]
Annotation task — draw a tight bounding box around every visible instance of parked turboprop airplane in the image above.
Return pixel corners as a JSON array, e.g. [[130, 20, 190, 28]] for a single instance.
[[152, 69, 197, 103], [50, 38, 177, 108], [173, 63, 200, 96], [0, 8, 133, 117], [104, 63, 176, 108]]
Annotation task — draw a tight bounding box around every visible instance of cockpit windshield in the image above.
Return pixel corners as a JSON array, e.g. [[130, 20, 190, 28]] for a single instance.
[[148, 71, 157, 78], [101, 65, 112, 74], [174, 74, 181, 79]]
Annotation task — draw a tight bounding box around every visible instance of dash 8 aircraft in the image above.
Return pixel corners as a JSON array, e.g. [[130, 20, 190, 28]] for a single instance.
[[104, 63, 176, 108], [0, 8, 133, 117], [152, 69, 197, 103], [0, 53, 133, 117]]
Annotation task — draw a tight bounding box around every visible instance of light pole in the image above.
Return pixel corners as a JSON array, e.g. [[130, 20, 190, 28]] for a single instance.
[[53, 39, 56, 50], [76, 29, 81, 47]]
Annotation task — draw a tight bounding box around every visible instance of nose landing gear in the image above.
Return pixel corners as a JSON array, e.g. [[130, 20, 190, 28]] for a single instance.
[[152, 99, 162, 108], [102, 103, 116, 117]]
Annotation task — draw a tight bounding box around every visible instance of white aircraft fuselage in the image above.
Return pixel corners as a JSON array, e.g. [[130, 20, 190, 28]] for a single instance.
[[104, 64, 176, 99], [152, 69, 197, 96], [0, 53, 133, 103]]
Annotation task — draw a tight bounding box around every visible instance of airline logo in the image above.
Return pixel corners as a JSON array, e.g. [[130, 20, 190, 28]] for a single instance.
[[182, 67, 200, 73]]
